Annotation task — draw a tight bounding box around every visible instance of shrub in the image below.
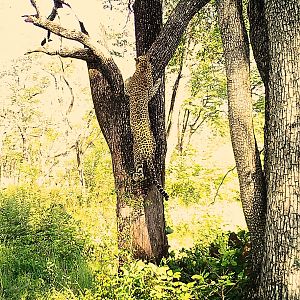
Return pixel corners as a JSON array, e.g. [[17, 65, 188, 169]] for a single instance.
[[0, 196, 92, 300], [165, 230, 250, 299]]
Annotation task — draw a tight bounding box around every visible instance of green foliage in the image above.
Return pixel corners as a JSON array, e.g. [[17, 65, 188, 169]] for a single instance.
[[166, 230, 250, 299], [82, 119, 115, 199], [37, 229, 249, 300], [167, 148, 210, 203], [0, 192, 93, 300], [0, 185, 248, 300], [166, 208, 224, 250], [166, 3, 228, 153], [0, 55, 95, 188], [166, 148, 238, 205], [187, 4, 227, 135], [29, 232, 249, 300]]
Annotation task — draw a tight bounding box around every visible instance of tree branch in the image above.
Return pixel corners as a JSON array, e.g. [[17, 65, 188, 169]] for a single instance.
[[25, 46, 97, 61], [149, 0, 210, 81], [211, 166, 236, 204], [24, 15, 111, 60], [23, 4, 124, 92], [166, 54, 184, 138]]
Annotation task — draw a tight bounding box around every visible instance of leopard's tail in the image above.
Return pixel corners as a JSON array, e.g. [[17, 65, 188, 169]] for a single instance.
[[147, 160, 169, 201], [153, 178, 169, 201]]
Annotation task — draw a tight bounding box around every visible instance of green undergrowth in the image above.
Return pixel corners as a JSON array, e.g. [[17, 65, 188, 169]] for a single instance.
[[0, 186, 249, 299]]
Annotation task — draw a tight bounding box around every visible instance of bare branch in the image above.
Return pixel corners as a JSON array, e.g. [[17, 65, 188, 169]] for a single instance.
[[25, 46, 96, 61], [58, 56, 75, 114], [211, 166, 236, 204], [24, 16, 110, 58], [166, 55, 184, 138], [23, 14, 124, 90], [54, 145, 76, 159]]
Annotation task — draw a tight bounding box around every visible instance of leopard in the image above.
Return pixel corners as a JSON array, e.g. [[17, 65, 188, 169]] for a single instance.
[[125, 54, 169, 201]]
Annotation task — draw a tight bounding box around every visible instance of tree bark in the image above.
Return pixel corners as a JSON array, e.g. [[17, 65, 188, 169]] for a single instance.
[[248, 0, 269, 88], [90, 0, 209, 264], [248, 0, 270, 170], [258, 1, 300, 298], [128, 0, 169, 262], [217, 0, 266, 291]]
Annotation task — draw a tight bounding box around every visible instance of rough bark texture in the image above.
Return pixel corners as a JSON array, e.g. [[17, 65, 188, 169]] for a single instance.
[[248, 0, 270, 163], [258, 1, 300, 298], [217, 0, 266, 291], [248, 0, 269, 88], [82, 0, 210, 263], [127, 0, 168, 263], [247, 2, 269, 298], [133, 0, 166, 185]]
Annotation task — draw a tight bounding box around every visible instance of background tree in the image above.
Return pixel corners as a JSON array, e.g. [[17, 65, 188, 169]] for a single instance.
[[0, 55, 92, 187], [219, 0, 300, 298], [166, 4, 227, 154], [217, 0, 266, 293]]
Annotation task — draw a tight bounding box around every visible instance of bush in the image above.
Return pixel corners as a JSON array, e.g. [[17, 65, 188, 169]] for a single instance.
[[165, 230, 250, 299], [44, 231, 249, 300], [0, 196, 93, 300]]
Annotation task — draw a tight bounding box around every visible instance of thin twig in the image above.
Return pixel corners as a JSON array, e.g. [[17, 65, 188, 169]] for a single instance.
[[211, 166, 236, 204], [30, 0, 40, 16], [166, 54, 184, 137], [58, 56, 75, 114]]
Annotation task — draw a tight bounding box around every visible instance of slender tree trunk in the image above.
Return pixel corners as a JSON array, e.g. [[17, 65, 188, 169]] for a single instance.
[[248, 0, 270, 170], [217, 0, 266, 292], [258, 1, 300, 298], [167, 48, 185, 138]]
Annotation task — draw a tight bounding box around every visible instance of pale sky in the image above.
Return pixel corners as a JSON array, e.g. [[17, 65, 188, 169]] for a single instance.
[[1, 1, 37, 62], [0, 0, 132, 66]]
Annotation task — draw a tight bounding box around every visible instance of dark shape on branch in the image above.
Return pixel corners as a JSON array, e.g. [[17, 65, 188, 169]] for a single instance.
[[41, 0, 73, 46], [79, 21, 89, 36]]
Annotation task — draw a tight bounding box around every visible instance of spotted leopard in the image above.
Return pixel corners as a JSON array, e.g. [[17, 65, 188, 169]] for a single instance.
[[125, 54, 169, 200]]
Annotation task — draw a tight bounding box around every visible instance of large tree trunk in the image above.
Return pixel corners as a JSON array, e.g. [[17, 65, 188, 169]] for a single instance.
[[217, 0, 267, 292], [130, 0, 168, 262], [87, 0, 211, 264], [258, 1, 300, 298]]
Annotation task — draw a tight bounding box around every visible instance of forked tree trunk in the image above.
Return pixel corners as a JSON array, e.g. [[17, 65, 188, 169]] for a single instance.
[[87, 0, 212, 264], [258, 1, 300, 298], [25, 0, 210, 264], [217, 0, 266, 293]]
